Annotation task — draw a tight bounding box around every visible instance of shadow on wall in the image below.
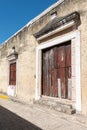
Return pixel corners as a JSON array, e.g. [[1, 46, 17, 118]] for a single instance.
[[0, 106, 42, 130]]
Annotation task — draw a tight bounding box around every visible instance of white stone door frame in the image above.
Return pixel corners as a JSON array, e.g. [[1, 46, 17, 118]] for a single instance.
[[36, 30, 81, 111]]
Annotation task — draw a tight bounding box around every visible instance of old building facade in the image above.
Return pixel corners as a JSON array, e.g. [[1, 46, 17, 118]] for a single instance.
[[0, 0, 87, 115]]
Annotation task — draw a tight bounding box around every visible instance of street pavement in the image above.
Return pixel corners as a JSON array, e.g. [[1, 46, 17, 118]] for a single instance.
[[0, 98, 87, 130], [0, 105, 41, 130]]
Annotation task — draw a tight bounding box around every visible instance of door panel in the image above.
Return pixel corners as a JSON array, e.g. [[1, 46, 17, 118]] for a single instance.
[[65, 67, 72, 99], [54, 47, 58, 69], [9, 63, 16, 85], [42, 41, 71, 99], [65, 44, 71, 67], [58, 68, 66, 98], [57, 46, 65, 68], [51, 69, 58, 97]]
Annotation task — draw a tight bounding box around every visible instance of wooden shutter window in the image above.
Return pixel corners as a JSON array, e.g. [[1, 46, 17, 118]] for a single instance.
[[9, 63, 16, 85]]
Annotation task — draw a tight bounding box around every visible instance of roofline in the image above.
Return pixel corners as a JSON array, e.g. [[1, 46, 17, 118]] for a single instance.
[[26, 0, 64, 26], [0, 0, 64, 46]]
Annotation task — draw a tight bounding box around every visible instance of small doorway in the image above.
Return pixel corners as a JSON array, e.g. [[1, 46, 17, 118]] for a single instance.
[[9, 62, 16, 86], [7, 49, 18, 97], [42, 41, 71, 99]]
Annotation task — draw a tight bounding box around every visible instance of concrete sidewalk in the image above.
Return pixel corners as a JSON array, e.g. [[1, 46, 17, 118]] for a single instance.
[[0, 98, 87, 130]]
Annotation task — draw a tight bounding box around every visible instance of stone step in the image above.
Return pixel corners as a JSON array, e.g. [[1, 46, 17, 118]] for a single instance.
[[34, 97, 76, 115]]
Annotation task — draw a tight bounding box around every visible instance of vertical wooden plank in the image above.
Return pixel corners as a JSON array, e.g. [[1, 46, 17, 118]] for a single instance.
[[57, 45, 65, 68], [59, 68, 66, 98], [43, 50, 49, 96], [42, 48, 52, 96], [65, 43, 72, 99], [57, 45, 66, 98], [49, 49, 55, 97], [65, 67, 72, 99], [47, 49, 51, 96], [51, 69, 58, 97], [68, 78, 72, 99], [54, 47, 58, 69], [52, 47, 58, 97], [65, 43, 71, 67], [42, 51, 46, 95], [57, 78, 61, 98]]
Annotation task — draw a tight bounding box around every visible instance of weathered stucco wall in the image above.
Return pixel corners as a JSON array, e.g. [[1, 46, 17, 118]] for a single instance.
[[0, 26, 37, 103], [31, 0, 87, 115], [0, 57, 8, 93], [54, 0, 87, 115], [0, 0, 87, 115], [60, 0, 87, 115], [17, 34, 37, 103]]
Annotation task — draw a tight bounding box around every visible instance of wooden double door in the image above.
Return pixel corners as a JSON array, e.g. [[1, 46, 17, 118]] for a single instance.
[[42, 41, 71, 99]]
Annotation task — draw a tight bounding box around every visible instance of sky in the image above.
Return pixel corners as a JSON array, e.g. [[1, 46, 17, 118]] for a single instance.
[[0, 0, 57, 44]]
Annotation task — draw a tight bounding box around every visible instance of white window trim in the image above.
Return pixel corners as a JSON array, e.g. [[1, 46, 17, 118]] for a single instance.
[[36, 30, 81, 111]]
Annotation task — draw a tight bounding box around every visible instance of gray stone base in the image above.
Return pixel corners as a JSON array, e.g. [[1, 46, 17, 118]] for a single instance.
[[34, 96, 76, 115]]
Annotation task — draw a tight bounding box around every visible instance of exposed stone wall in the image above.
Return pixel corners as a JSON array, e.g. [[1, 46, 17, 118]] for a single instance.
[[0, 0, 87, 114]]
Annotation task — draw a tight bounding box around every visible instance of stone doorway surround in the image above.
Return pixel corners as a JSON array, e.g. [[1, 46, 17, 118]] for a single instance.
[[36, 30, 81, 112], [7, 47, 18, 97]]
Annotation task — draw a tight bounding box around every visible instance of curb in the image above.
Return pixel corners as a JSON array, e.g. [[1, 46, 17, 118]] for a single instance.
[[0, 94, 8, 99]]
